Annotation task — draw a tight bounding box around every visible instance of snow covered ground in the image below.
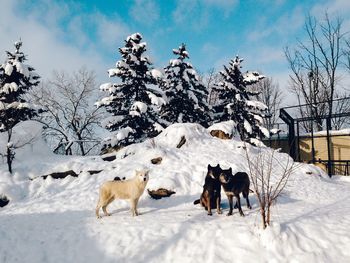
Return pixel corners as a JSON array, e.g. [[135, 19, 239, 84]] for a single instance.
[[1, 122, 350, 263]]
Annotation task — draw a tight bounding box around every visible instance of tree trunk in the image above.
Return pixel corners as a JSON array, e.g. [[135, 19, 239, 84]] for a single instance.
[[267, 205, 271, 227], [7, 146, 12, 174], [77, 134, 85, 156], [261, 206, 267, 229]]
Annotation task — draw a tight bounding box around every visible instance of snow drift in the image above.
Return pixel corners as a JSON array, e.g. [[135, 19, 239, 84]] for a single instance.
[[1, 121, 350, 263]]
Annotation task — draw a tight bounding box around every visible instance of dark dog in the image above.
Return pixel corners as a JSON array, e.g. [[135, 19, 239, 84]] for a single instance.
[[194, 164, 222, 216], [114, 176, 126, 181], [219, 168, 251, 216]]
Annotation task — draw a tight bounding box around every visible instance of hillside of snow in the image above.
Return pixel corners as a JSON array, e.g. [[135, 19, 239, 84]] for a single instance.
[[1, 121, 350, 262]]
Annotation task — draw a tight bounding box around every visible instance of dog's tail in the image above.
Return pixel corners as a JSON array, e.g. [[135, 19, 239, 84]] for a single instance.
[[193, 199, 200, 205]]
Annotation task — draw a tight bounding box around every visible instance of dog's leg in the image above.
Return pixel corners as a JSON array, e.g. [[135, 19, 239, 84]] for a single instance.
[[235, 194, 244, 216], [243, 190, 252, 209], [102, 197, 114, 217], [102, 205, 111, 217], [130, 198, 138, 216], [207, 195, 212, 216], [227, 195, 233, 216], [216, 195, 222, 214], [134, 197, 140, 216], [96, 203, 102, 219]]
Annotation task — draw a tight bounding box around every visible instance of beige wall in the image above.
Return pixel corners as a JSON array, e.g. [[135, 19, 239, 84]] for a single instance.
[[299, 135, 350, 161], [264, 135, 350, 175]]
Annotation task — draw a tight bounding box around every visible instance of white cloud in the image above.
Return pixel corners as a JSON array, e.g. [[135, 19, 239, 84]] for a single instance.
[[247, 6, 304, 42], [129, 0, 160, 25], [311, 0, 350, 18], [172, 0, 238, 30], [94, 13, 130, 52], [311, 0, 350, 32], [203, 0, 237, 8], [201, 43, 220, 55], [0, 0, 128, 83]]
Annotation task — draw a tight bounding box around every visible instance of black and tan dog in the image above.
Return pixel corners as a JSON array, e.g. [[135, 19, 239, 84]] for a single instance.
[[219, 168, 252, 216], [194, 164, 222, 216]]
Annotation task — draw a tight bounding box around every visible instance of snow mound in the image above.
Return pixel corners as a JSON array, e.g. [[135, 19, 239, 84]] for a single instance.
[[154, 123, 212, 148], [207, 120, 236, 136], [2, 123, 349, 263]]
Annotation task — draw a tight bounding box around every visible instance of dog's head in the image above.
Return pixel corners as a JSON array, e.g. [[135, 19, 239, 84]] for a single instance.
[[207, 164, 222, 180], [135, 169, 149, 182], [219, 167, 233, 184]]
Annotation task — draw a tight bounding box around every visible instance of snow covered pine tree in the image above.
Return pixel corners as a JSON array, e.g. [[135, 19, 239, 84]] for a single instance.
[[214, 55, 269, 145], [0, 41, 40, 173], [96, 33, 164, 150], [160, 43, 211, 127]]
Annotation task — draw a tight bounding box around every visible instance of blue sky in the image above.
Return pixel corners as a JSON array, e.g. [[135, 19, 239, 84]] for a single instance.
[[1, 0, 350, 94]]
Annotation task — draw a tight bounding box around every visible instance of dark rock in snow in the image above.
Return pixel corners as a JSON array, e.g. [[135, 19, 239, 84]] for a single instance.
[[0, 195, 9, 208], [148, 188, 176, 200], [42, 170, 78, 179], [102, 155, 116, 162], [177, 136, 186, 148], [151, 157, 163, 165]]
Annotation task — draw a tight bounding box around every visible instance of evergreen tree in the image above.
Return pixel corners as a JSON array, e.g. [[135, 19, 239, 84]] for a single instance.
[[214, 55, 268, 145], [97, 33, 164, 149], [160, 43, 210, 127], [0, 40, 40, 173]]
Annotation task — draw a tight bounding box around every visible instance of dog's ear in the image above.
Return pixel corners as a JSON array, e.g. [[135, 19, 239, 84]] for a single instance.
[[208, 164, 212, 169], [216, 164, 220, 168], [229, 168, 232, 173]]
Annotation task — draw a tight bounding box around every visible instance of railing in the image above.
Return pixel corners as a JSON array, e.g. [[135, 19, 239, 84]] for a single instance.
[[314, 160, 350, 176]]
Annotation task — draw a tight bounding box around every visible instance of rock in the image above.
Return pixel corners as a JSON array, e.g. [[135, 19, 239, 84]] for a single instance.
[[102, 155, 116, 162], [0, 195, 9, 208], [151, 157, 162, 165], [148, 188, 176, 200], [87, 170, 103, 175], [210, 130, 232, 140], [42, 170, 78, 180], [177, 136, 186, 148]]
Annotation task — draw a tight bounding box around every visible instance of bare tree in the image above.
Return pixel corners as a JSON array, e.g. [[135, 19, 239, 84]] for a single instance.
[[30, 68, 104, 155], [245, 146, 296, 229], [198, 68, 223, 106], [285, 13, 345, 131], [343, 37, 350, 78], [253, 77, 283, 130], [331, 95, 350, 129]]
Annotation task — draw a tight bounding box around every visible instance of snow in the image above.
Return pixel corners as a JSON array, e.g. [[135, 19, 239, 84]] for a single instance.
[[243, 71, 265, 84], [150, 69, 162, 79], [259, 126, 270, 138], [107, 68, 121, 77], [1, 122, 350, 262], [244, 119, 252, 134], [4, 63, 13, 76], [1, 82, 19, 94], [207, 120, 236, 136], [246, 100, 268, 111], [127, 32, 142, 42], [95, 95, 116, 107], [147, 91, 166, 106], [129, 101, 148, 116], [169, 59, 181, 67], [301, 128, 350, 137], [14, 61, 30, 78]]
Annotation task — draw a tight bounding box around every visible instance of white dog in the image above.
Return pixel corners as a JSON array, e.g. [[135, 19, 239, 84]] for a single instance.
[[96, 170, 149, 218]]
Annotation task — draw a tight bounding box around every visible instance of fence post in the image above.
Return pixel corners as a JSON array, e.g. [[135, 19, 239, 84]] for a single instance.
[[326, 117, 332, 177]]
